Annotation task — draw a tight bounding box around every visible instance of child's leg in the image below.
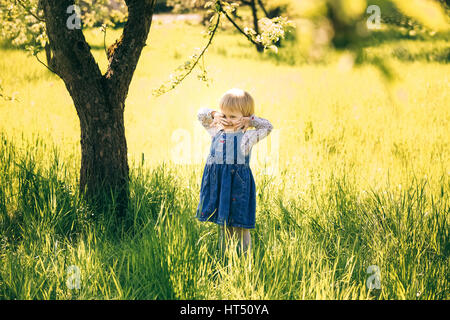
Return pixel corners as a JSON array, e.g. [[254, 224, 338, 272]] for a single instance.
[[232, 227, 251, 255], [219, 226, 251, 256], [218, 225, 234, 255]]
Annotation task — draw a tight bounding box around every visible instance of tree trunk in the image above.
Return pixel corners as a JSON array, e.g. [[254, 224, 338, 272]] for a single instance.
[[41, 0, 156, 217], [78, 93, 129, 217]]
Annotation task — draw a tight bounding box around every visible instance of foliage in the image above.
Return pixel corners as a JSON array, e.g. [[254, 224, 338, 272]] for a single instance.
[[167, 0, 208, 13], [154, 0, 175, 13], [391, 0, 449, 32], [284, 0, 450, 81], [242, 16, 295, 53], [0, 0, 127, 53], [1, 0, 448, 93], [167, 0, 300, 17], [152, 0, 295, 96], [0, 0, 47, 51], [152, 12, 220, 97], [264, 0, 300, 18]]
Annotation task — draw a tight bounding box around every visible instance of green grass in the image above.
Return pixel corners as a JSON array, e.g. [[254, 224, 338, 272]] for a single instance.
[[0, 20, 449, 299]]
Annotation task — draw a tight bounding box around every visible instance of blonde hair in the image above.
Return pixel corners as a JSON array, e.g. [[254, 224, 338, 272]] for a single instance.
[[219, 88, 255, 117]]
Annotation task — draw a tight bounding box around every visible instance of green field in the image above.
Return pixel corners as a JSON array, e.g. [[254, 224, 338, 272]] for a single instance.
[[0, 19, 449, 299]]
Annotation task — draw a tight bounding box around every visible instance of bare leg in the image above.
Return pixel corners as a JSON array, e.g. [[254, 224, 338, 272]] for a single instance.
[[219, 225, 251, 256], [219, 225, 234, 256], [232, 227, 251, 255]]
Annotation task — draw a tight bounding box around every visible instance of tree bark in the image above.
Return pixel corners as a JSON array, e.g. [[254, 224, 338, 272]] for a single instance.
[[41, 0, 156, 217]]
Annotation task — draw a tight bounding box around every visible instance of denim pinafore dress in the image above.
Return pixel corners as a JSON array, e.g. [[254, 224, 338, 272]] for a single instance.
[[196, 129, 257, 229]]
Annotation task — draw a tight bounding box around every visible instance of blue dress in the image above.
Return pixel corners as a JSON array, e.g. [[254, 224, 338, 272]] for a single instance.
[[196, 129, 257, 229]]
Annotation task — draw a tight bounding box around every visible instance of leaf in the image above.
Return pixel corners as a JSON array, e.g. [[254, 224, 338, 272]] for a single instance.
[[391, 0, 450, 31]]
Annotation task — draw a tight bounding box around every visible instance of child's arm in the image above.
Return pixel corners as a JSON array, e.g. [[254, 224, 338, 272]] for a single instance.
[[197, 107, 219, 137], [198, 107, 232, 136], [241, 115, 274, 156]]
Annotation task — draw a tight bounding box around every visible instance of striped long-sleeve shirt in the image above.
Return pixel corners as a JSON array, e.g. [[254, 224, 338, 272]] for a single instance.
[[197, 107, 273, 156]]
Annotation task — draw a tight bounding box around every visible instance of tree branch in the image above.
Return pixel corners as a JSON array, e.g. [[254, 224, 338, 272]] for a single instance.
[[223, 10, 259, 46], [102, 24, 108, 59], [34, 51, 59, 76], [41, 0, 103, 79], [153, 12, 221, 97], [257, 0, 270, 18], [174, 14, 220, 87], [16, 0, 45, 22], [104, 0, 156, 104], [40, 0, 106, 119]]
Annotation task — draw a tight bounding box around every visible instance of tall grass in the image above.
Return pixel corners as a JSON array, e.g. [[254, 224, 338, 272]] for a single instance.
[[0, 21, 449, 299], [0, 131, 447, 299]]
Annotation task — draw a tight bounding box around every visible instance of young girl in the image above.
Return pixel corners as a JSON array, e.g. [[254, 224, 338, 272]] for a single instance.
[[196, 88, 273, 254]]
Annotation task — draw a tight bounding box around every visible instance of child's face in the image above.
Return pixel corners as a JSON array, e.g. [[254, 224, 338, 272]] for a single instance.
[[220, 108, 243, 130]]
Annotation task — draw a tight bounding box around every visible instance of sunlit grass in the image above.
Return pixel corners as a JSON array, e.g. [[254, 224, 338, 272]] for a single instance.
[[0, 21, 448, 299]]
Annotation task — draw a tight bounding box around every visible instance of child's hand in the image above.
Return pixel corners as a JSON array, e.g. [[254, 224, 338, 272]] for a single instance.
[[211, 111, 231, 130], [232, 116, 251, 132]]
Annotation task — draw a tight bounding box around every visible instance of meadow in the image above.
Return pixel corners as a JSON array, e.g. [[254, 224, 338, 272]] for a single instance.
[[0, 17, 448, 299]]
